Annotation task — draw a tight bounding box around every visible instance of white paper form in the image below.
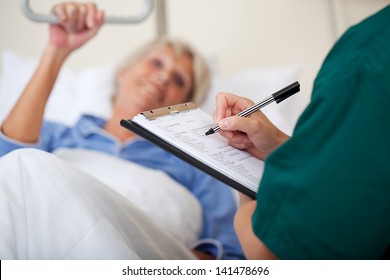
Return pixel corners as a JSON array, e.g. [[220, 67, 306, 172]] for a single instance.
[[133, 108, 264, 192]]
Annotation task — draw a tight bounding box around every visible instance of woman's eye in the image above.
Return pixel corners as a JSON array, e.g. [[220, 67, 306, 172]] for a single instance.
[[151, 58, 163, 68], [173, 74, 185, 88]]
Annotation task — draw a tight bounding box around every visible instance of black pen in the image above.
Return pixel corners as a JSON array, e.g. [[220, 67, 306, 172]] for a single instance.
[[205, 81, 300, 136]]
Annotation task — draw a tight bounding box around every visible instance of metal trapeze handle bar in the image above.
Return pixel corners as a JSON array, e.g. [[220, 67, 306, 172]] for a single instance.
[[19, 0, 155, 24]]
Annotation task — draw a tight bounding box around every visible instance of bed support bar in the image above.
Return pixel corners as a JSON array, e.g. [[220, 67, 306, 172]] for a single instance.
[[19, 0, 155, 24]]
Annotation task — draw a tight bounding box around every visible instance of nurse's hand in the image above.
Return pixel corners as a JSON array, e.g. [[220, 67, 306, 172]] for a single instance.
[[49, 2, 104, 53], [213, 92, 289, 160]]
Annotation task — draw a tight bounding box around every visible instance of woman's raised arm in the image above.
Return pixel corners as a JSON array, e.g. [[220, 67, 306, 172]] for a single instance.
[[1, 2, 104, 143]]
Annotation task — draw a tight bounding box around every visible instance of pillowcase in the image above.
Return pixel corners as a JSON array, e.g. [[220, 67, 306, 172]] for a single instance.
[[0, 50, 302, 133]]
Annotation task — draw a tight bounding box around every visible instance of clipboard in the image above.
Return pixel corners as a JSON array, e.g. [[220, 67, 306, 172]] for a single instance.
[[120, 103, 264, 199]]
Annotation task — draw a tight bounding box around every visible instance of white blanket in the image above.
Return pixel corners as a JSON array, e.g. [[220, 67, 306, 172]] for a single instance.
[[53, 148, 202, 247], [0, 149, 198, 259]]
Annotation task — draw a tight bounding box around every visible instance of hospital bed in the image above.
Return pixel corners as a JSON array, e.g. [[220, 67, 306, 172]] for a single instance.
[[0, 0, 300, 260]]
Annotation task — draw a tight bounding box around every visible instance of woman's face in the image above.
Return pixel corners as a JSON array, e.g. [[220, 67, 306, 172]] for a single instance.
[[115, 45, 194, 112]]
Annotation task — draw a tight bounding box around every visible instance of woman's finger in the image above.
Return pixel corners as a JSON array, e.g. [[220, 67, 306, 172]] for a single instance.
[[85, 2, 98, 28], [65, 3, 79, 32], [52, 4, 67, 24], [75, 4, 87, 31]]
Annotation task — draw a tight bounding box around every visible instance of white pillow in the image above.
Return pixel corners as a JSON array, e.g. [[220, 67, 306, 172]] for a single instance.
[[0, 50, 115, 125]]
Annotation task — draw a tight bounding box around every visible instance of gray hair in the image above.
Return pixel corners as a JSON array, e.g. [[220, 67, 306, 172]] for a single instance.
[[116, 37, 211, 105]]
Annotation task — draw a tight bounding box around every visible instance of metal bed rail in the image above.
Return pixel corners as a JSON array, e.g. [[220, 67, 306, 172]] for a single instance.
[[19, 0, 155, 24]]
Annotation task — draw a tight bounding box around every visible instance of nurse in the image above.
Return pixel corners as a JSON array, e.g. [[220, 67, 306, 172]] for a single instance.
[[215, 5, 390, 259]]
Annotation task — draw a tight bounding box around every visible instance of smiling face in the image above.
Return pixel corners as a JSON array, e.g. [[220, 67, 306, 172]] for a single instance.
[[114, 45, 194, 114]]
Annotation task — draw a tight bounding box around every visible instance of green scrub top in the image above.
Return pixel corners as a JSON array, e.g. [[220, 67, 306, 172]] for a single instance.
[[253, 5, 390, 259]]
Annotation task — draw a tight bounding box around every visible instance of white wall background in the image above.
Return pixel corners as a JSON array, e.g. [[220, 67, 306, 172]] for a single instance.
[[1, 0, 389, 114]]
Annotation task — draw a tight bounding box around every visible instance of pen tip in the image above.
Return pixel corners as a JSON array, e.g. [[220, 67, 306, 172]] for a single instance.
[[205, 129, 214, 136]]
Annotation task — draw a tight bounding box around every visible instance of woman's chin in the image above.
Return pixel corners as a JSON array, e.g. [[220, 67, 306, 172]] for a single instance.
[[134, 100, 160, 112], [137, 93, 163, 109]]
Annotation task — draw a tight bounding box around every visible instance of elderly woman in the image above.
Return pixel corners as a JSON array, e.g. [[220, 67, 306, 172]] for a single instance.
[[0, 2, 243, 260]]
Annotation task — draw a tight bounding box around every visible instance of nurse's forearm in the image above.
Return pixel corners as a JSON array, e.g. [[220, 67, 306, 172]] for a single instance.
[[1, 44, 70, 143], [234, 201, 278, 259]]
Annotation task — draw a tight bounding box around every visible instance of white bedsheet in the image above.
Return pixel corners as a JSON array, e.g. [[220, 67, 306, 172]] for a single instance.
[[0, 149, 197, 259], [53, 148, 202, 247]]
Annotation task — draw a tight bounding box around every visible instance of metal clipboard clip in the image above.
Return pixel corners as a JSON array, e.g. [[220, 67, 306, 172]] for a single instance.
[[141, 102, 198, 120]]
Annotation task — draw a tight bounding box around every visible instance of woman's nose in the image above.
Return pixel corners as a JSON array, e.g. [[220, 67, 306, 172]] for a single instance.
[[154, 70, 170, 85]]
